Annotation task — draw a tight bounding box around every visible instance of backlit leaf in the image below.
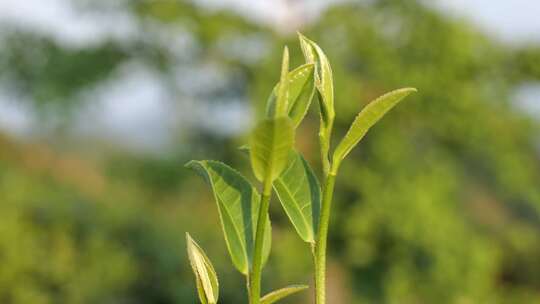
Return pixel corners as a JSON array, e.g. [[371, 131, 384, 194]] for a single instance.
[[273, 151, 321, 243], [186, 233, 219, 304], [186, 161, 272, 275], [333, 88, 417, 169], [260, 285, 309, 304], [250, 117, 294, 184]]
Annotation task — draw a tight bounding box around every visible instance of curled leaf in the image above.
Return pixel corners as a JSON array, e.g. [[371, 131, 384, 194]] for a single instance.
[[298, 33, 335, 174], [186, 233, 219, 304], [298, 33, 335, 127]]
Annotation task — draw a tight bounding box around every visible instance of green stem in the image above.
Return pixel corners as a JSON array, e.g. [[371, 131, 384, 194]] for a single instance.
[[314, 169, 337, 304], [246, 275, 252, 303], [310, 243, 318, 301], [319, 123, 333, 177], [249, 181, 272, 304]]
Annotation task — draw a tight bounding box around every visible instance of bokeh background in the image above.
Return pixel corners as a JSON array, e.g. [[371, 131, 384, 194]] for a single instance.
[[1, 0, 540, 303]]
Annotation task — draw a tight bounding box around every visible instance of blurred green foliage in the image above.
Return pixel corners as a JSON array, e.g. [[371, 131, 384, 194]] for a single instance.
[[1, 0, 540, 303], [0, 137, 189, 303]]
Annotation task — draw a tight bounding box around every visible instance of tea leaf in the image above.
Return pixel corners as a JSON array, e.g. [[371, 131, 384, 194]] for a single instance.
[[186, 161, 272, 275], [333, 88, 417, 169], [186, 233, 219, 304], [298, 33, 335, 174], [298, 33, 335, 128], [260, 285, 309, 304], [250, 117, 294, 185], [273, 151, 321, 243], [266, 63, 316, 127]]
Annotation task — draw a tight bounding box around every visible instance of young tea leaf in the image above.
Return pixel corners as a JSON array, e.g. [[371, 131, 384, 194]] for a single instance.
[[298, 33, 335, 174], [260, 285, 309, 304], [273, 151, 321, 243], [186, 233, 219, 304], [186, 161, 272, 275], [265, 63, 316, 127], [332, 88, 417, 169], [250, 117, 295, 186], [298, 33, 335, 128]]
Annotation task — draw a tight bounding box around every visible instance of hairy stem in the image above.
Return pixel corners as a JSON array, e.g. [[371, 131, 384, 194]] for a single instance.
[[249, 181, 272, 304], [315, 169, 337, 304]]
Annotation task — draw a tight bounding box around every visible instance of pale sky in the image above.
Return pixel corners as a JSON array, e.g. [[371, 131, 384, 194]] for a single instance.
[[431, 0, 540, 44], [1, 0, 539, 47]]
